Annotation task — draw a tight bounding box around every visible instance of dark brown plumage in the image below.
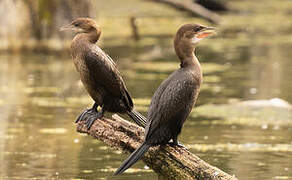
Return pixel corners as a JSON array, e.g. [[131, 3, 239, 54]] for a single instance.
[[61, 18, 146, 129], [114, 23, 215, 175]]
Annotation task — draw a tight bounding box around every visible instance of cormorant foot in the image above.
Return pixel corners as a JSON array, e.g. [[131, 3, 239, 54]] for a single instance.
[[176, 142, 188, 149], [84, 109, 104, 130], [75, 103, 101, 127], [75, 109, 90, 123], [168, 140, 188, 150]]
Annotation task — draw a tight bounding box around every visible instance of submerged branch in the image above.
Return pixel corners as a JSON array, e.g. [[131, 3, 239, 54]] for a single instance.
[[76, 114, 237, 179], [147, 0, 221, 24]]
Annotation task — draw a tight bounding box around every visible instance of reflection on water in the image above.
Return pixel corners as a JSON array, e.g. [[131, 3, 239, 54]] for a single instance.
[[1, 42, 292, 179], [1, 1, 292, 180]]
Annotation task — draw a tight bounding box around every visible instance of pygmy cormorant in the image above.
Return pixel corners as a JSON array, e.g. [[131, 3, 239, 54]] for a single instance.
[[60, 18, 146, 129], [114, 23, 215, 175]]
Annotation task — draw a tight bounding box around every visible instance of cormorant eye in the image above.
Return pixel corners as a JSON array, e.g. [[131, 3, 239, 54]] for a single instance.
[[194, 26, 203, 32]]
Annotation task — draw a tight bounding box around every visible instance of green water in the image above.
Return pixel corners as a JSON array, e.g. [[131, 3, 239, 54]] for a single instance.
[[1, 0, 292, 179]]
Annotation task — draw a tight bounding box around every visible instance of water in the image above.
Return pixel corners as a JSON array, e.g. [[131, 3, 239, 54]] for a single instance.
[[1, 0, 292, 179]]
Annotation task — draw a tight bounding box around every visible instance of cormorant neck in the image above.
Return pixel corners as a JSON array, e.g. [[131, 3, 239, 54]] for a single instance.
[[174, 40, 198, 68], [74, 28, 101, 44], [71, 29, 101, 58]]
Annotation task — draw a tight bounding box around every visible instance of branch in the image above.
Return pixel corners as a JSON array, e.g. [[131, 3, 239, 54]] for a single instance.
[[76, 114, 237, 179], [147, 0, 221, 24]]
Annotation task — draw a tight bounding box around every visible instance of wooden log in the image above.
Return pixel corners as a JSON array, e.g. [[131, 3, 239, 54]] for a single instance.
[[76, 114, 238, 179], [147, 0, 221, 24]]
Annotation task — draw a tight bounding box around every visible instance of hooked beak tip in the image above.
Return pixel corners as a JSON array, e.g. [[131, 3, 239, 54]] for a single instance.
[[205, 26, 216, 31]]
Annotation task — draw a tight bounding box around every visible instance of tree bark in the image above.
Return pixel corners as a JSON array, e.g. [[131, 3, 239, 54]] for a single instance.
[[147, 0, 221, 24], [76, 114, 237, 180]]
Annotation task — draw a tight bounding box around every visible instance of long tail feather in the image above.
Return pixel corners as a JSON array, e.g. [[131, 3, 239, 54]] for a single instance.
[[126, 109, 147, 128], [114, 143, 150, 175]]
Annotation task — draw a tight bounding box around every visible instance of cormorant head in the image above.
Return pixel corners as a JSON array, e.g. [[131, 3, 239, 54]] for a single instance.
[[60, 18, 100, 34], [174, 24, 215, 47]]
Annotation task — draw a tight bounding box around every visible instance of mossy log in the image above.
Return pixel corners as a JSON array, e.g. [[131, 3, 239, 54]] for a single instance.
[[76, 114, 237, 179], [148, 0, 221, 24]]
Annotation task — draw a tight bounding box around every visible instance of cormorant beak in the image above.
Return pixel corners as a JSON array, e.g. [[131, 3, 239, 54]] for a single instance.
[[60, 23, 81, 32], [191, 26, 216, 44], [197, 27, 216, 38], [60, 24, 74, 31]]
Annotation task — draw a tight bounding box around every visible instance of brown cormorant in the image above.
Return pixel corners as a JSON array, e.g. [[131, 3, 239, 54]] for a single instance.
[[60, 18, 146, 129], [114, 23, 215, 175]]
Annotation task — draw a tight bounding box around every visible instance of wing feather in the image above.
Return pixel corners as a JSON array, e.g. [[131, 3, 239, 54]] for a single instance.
[[145, 69, 199, 140], [84, 46, 133, 109]]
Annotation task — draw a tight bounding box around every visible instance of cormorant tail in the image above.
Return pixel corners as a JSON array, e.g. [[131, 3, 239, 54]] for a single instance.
[[126, 109, 147, 128], [114, 143, 150, 175]]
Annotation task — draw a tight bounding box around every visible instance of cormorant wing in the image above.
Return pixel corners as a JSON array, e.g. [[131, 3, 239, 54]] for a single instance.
[[84, 46, 133, 108], [145, 71, 199, 141]]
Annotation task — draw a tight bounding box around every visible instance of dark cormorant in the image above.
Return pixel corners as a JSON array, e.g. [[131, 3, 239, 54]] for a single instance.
[[114, 23, 215, 175], [60, 18, 146, 129]]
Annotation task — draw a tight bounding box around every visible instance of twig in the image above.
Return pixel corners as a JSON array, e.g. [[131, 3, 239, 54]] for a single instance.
[[147, 0, 221, 24]]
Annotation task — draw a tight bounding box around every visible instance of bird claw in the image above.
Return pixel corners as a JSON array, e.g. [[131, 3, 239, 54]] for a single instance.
[[75, 109, 90, 123], [168, 140, 188, 150], [79, 109, 103, 130], [85, 116, 96, 130], [176, 143, 188, 150]]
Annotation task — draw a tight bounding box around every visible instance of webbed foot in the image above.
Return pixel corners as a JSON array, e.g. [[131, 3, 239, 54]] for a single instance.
[[168, 138, 188, 149], [83, 109, 104, 130], [75, 103, 104, 130], [75, 109, 90, 123]]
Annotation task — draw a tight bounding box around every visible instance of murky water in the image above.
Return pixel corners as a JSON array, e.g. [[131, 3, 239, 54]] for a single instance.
[[1, 0, 292, 179]]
